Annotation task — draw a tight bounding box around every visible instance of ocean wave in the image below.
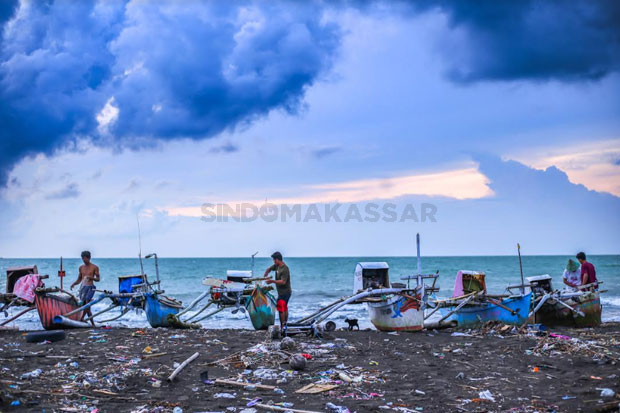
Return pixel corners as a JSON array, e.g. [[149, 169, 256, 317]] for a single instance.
[[602, 296, 620, 307]]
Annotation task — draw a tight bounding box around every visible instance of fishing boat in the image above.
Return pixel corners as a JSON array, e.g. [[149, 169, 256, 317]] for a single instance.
[[245, 286, 277, 330], [176, 252, 277, 330], [275, 233, 440, 338], [0, 261, 88, 330], [139, 253, 183, 328], [353, 262, 426, 332], [144, 292, 183, 327], [35, 288, 85, 330], [525, 275, 602, 327], [437, 271, 532, 328]]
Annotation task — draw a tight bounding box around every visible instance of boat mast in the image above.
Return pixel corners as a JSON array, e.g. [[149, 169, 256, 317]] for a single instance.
[[517, 243, 525, 294], [251, 251, 258, 277], [137, 214, 144, 275], [416, 233, 421, 275]]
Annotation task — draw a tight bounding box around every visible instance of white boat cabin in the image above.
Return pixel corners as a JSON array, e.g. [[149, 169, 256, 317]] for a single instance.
[[526, 274, 553, 295], [226, 270, 252, 283], [354, 262, 390, 293]]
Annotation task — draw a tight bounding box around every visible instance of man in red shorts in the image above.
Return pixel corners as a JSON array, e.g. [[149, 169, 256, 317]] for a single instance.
[[264, 251, 291, 330]]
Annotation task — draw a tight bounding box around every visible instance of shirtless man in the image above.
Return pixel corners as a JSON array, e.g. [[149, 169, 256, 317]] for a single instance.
[[70, 251, 100, 325]]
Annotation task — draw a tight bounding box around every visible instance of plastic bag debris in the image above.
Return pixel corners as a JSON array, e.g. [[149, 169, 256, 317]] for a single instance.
[[214, 392, 237, 399], [598, 388, 615, 398], [478, 390, 495, 402], [326, 402, 351, 413], [21, 369, 42, 379]]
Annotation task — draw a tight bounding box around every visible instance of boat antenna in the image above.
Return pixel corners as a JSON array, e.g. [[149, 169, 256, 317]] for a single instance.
[[517, 243, 524, 294], [137, 214, 144, 275], [251, 251, 258, 277]]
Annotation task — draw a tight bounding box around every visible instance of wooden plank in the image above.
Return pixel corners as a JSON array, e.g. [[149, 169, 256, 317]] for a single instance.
[[215, 379, 276, 390], [295, 383, 339, 394]]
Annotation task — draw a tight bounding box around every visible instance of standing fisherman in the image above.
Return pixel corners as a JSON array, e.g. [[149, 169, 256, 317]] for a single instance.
[[264, 251, 291, 331], [70, 251, 100, 326]]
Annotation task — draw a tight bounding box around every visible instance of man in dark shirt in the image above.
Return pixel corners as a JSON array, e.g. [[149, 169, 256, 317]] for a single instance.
[[576, 251, 597, 289], [264, 251, 291, 330]]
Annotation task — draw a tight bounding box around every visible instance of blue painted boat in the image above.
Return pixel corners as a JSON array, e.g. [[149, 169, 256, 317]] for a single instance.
[[440, 292, 532, 327], [144, 292, 183, 328], [439, 270, 532, 327]]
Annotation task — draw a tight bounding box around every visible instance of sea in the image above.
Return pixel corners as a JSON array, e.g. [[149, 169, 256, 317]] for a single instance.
[[1, 255, 618, 331]]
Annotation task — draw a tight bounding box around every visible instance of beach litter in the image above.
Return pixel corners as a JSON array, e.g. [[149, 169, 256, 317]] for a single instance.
[[598, 388, 615, 398], [477, 390, 496, 402], [213, 392, 237, 399]]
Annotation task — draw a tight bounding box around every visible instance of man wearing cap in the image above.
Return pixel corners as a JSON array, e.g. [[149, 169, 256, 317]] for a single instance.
[[264, 251, 291, 330], [70, 251, 100, 326], [562, 259, 581, 291]]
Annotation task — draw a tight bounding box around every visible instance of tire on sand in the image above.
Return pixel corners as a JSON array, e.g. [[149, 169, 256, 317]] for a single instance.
[[26, 330, 66, 343]]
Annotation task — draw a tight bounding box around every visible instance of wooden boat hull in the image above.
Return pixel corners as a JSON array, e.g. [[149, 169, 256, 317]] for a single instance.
[[245, 287, 276, 330], [533, 291, 601, 328], [144, 293, 182, 328], [440, 293, 532, 328], [368, 294, 423, 332], [34, 293, 84, 330]]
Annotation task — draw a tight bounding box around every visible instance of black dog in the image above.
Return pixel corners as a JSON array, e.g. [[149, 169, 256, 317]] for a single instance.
[[344, 318, 359, 331]]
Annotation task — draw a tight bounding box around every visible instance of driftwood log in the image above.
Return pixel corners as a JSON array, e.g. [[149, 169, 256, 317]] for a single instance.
[[167, 352, 199, 382]]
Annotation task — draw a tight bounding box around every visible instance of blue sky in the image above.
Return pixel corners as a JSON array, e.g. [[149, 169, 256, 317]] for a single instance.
[[0, 1, 619, 257]]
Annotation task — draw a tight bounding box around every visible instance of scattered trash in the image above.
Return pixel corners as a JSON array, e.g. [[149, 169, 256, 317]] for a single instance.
[[289, 354, 307, 371], [200, 370, 209, 383], [280, 336, 296, 351], [326, 402, 351, 413], [21, 369, 42, 379], [478, 390, 496, 402], [598, 388, 615, 398], [247, 397, 263, 407], [214, 392, 237, 399]]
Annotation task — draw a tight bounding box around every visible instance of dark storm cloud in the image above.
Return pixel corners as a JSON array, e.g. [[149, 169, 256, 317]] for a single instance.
[[0, 0, 18, 25], [0, 1, 339, 186], [409, 0, 620, 82], [1, 0, 619, 187]]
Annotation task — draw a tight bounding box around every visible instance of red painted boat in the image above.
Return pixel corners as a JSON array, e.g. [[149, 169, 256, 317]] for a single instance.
[[34, 290, 84, 330]]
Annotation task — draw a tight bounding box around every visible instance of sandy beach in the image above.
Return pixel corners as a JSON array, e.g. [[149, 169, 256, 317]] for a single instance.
[[1, 323, 619, 412]]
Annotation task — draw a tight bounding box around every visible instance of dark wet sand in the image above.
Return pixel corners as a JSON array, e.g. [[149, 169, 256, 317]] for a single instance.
[[1, 323, 619, 412]]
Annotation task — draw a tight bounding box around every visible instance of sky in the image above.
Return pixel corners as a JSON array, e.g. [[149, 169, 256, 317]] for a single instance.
[[0, 0, 619, 258]]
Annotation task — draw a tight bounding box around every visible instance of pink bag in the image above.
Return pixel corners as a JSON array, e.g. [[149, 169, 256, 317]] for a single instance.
[[13, 274, 43, 303]]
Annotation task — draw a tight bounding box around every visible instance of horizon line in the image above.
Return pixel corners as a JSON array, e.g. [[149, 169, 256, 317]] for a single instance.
[[0, 253, 618, 260]]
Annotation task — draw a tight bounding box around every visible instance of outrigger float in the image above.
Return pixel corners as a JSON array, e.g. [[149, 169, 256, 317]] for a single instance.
[[269, 234, 445, 338], [175, 253, 277, 330]]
